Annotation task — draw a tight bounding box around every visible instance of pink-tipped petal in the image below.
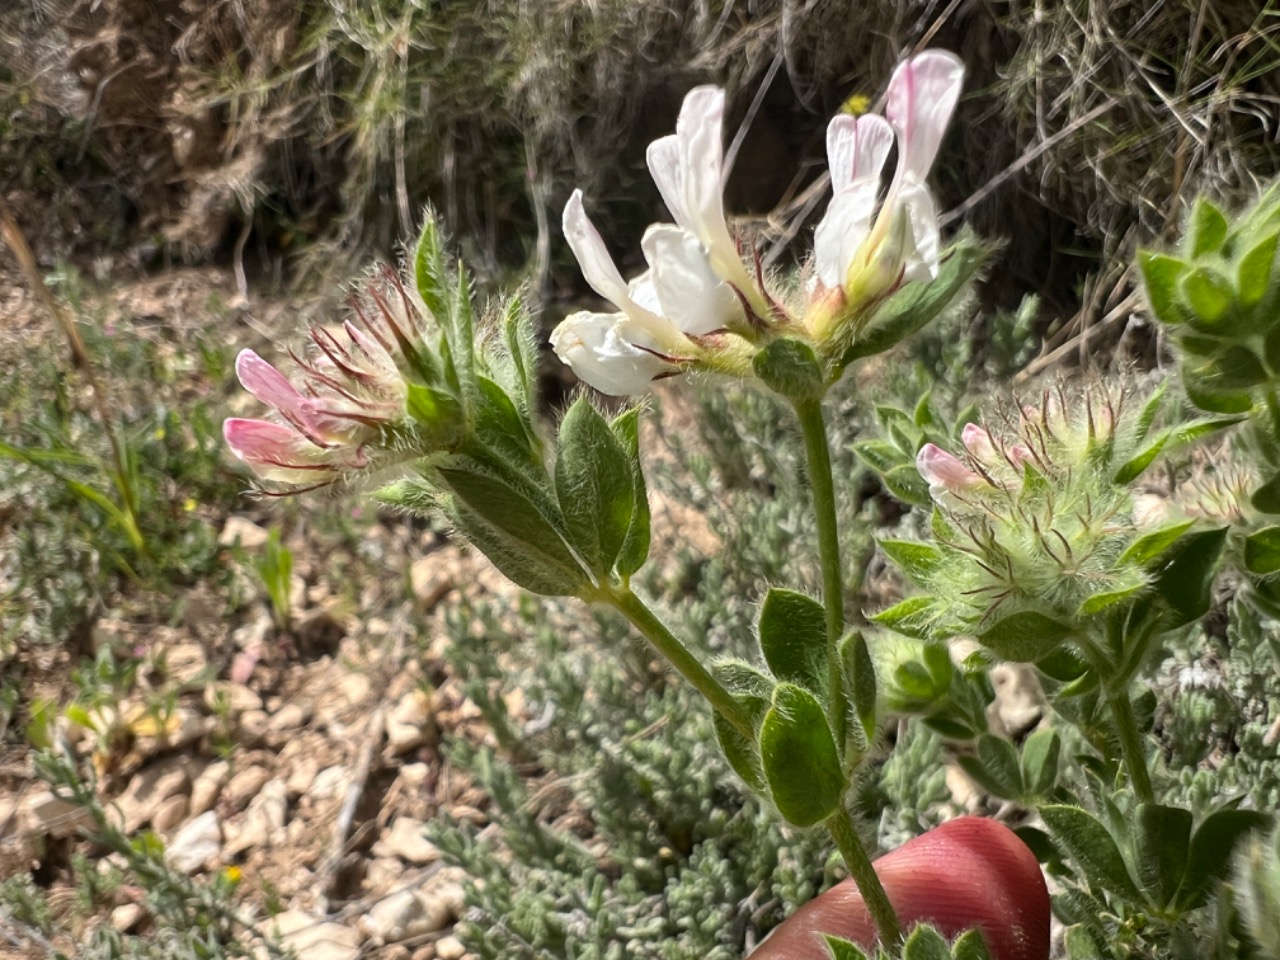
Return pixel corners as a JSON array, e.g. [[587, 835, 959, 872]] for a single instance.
[[223, 418, 340, 484], [885, 50, 965, 183], [917, 442, 982, 496], [826, 114, 894, 194], [563, 189, 631, 308], [961, 423, 996, 461], [236, 350, 310, 419]]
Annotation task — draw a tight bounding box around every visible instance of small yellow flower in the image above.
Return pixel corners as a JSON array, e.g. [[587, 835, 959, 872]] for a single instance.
[[183, 498, 197, 512], [153, 427, 166, 441], [840, 93, 872, 116], [224, 866, 242, 884]]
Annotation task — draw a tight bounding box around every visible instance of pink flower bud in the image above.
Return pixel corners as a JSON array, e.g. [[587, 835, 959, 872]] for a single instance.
[[916, 443, 983, 498]]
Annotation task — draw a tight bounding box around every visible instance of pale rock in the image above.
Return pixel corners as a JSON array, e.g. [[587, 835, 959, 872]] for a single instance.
[[224, 765, 271, 809], [945, 762, 982, 812], [357, 888, 452, 944], [410, 555, 455, 609], [263, 909, 360, 960], [989, 664, 1044, 737], [365, 856, 405, 892], [133, 706, 206, 758], [164, 642, 210, 685], [399, 763, 429, 790], [232, 607, 272, 651], [286, 755, 319, 797], [219, 516, 270, 549], [204, 682, 263, 715], [372, 818, 440, 866], [336, 672, 372, 707], [410, 948, 436, 960], [435, 936, 465, 960], [383, 946, 412, 960], [115, 757, 193, 833], [385, 690, 431, 754], [22, 791, 92, 839], [237, 709, 270, 746], [426, 874, 467, 920], [152, 794, 189, 834], [268, 702, 310, 738], [90, 617, 131, 653], [111, 903, 146, 933], [190, 760, 230, 816], [166, 810, 221, 874], [225, 778, 288, 856], [309, 765, 348, 801]]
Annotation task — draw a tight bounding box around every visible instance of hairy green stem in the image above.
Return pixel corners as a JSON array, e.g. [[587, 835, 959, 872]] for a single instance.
[[603, 587, 753, 739], [794, 397, 847, 749], [827, 806, 903, 949], [1106, 683, 1155, 805]]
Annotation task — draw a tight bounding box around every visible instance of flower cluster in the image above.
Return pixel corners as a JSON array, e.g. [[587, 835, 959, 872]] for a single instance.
[[224, 267, 459, 491], [552, 50, 965, 396]]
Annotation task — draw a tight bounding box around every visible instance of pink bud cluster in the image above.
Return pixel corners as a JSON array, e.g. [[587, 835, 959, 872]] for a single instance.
[[224, 268, 425, 490]]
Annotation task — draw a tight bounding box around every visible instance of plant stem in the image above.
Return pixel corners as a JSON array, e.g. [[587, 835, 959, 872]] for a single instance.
[[1105, 683, 1155, 805], [604, 587, 753, 739], [794, 397, 846, 748], [826, 806, 902, 948]]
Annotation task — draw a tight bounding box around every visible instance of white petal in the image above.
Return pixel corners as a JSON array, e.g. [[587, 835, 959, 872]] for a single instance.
[[646, 136, 691, 228], [813, 178, 882, 289], [826, 114, 894, 194], [550, 311, 672, 396], [641, 225, 741, 335], [626, 271, 664, 315], [898, 182, 940, 284], [562, 189, 629, 307], [676, 87, 730, 244], [885, 50, 964, 182]]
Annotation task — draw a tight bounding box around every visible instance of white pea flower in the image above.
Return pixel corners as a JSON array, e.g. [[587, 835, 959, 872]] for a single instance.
[[551, 189, 744, 396], [813, 50, 964, 309]]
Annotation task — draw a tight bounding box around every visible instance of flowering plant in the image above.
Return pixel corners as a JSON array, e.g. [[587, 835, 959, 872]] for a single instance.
[[224, 47, 1280, 960]]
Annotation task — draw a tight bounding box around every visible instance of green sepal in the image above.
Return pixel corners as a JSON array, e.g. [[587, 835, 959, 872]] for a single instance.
[[977, 611, 1073, 663], [758, 683, 844, 827], [1112, 431, 1168, 484], [757, 588, 827, 693], [957, 734, 1023, 800], [610, 407, 651, 578], [413, 210, 452, 326], [1150, 526, 1227, 629], [1181, 266, 1235, 326], [1244, 526, 1280, 574], [1077, 584, 1144, 617], [951, 929, 995, 960], [404, 381, 466, 448], [1040, 804, 1143, 902], [890, 643, 953, 712], [710, 659, 773, 792], [554, 399, 635, 579], [1175, 808, 1272, 910], [873, 596, 944, 640], [823, 935, 872, 960], [1253, 471, 1280, 515], [1186, 196, 1229, 258], [878, 539, 945, 586], [838, 233, 990, 368], [900, 925, 951, 960], [753, 337, 826, 400], [1134, 802, 1192, 909], [470, 375, 541, 473], [1119, 520, 1196, 566], [1236, 231, 1278, 307], [838, 631, 878, 744], [439, 462, 586, 596], [1137, 251, 1190, 326], [1020, 728, 1061, 797], [502, 292, 539, 415]]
